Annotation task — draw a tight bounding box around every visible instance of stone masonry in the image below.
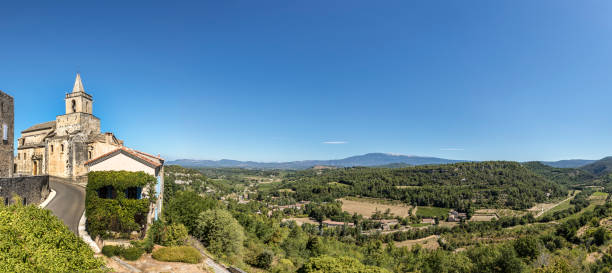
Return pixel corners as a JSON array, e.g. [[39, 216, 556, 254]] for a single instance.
[[0, 91, 14, 177]]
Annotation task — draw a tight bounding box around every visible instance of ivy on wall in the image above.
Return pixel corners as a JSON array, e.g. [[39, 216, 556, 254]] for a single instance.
[[85, 171, 156, 239]]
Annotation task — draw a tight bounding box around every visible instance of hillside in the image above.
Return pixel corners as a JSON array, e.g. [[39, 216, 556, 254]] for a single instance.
[[523, 161, 595, 187], [275, 161, 567, 210], [168, 153, 463, 169], [540, 159, 596, 168], [581, 157, 612, 176]]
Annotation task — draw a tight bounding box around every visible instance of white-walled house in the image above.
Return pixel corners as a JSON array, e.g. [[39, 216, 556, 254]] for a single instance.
[[85, 146, 164, 223]]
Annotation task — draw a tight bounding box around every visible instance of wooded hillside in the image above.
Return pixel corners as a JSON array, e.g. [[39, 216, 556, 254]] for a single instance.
[[276, 161, 566, 210]]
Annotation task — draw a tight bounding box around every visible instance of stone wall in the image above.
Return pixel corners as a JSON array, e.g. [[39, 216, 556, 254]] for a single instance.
[[0, 175, 49, 205], [0, 91, 14, 177]]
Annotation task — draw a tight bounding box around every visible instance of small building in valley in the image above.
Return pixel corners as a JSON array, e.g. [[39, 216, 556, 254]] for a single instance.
[[448, 210, 467, 222], [85, 146, 164, 221]]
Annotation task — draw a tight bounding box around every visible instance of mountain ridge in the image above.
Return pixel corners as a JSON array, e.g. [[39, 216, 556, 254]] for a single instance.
[[168, 153, 464, 169]]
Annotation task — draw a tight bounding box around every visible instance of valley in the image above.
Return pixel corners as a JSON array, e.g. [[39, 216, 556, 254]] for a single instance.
[[161, 157, 612, 272]]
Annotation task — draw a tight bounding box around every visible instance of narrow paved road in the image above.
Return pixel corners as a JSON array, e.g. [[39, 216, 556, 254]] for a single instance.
[[46, 178, 85, 234]]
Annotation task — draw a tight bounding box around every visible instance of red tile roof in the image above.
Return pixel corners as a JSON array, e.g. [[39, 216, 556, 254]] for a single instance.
[[85, 146, 164, 169]]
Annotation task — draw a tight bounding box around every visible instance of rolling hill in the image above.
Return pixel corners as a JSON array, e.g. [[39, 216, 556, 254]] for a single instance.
[[540, 159, 596, 168], [580, 157, 612, 176]]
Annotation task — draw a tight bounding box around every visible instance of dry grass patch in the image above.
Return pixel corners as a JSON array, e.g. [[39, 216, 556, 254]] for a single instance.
[[469, 215, 498, 222], [338, 197, 412, 218], [282, 217, 319, 226]]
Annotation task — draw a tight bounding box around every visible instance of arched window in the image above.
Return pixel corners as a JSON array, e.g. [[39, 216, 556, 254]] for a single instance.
[[71, 100, 76, 113], [88, 151, 92, 159]]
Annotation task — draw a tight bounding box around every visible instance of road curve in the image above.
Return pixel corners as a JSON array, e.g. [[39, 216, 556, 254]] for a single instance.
[[46, 177, 86, 234]]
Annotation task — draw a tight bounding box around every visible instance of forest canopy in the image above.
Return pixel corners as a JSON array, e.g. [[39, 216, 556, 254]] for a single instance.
[[274, 161, 567, 209]]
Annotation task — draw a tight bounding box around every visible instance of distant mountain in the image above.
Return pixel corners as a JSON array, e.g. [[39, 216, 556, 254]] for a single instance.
[[580, 157, 612, 176], [168, 153, 464, 170], [540, 159, 596, 168]]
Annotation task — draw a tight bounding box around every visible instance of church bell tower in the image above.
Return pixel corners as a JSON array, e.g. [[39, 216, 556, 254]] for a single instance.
[[65, 73, 93, 115]]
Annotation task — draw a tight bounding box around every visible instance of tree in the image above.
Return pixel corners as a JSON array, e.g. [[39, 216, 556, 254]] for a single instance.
[[593, 227, 610, 246], [194, 209, 245, 257], [165, 190, 218, 233], [254, 250, 274, 269], [514, 236, 540, 260], [298, 255, 391, 273]]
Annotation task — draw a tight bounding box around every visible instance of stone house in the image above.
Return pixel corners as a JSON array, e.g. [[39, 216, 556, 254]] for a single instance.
[[85, 146, 164, 222], [448, 210, 467, 222], [15, 74, 123, 181]]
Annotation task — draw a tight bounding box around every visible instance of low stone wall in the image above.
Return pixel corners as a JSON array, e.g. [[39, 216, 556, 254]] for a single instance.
[[0, 175, 49, 205]]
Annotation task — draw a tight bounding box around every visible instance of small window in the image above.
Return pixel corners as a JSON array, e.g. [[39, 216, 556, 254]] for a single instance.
[[13, 164, 16, 173], [61, 144, 64, 152], [86, 101, 89, 112], [51, 145, 54, 153], [22, 198, 26, 205], [2, 124, 7, 142], [88, 151, 92, 159], [71, 100, 76, 113], [97, 186, 116, 199], [125, 187, 142, 199]]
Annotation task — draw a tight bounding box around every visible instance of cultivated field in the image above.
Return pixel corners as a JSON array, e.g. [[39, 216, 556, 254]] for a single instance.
[[469, 215, 498, 222], [415, 206, 449, 218], [474, 209, 526, 218], [392, 235, 440, 250], [338, 197, 412, 218]]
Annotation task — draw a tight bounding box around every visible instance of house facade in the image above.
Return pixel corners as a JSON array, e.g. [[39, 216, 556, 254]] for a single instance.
[[85, 147, 165, 221]]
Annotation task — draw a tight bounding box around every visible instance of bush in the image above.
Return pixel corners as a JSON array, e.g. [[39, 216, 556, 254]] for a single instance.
[[121, 246, 145, 261], [152, 246, 203, 264], [254, 250, 274, 269], [161, 223, 189, 246], [102, 245, 122, 257], [0, 204, 104, 272]]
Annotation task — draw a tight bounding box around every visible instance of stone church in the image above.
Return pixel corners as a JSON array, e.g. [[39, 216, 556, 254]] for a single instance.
[[15, 74, 123, 181]]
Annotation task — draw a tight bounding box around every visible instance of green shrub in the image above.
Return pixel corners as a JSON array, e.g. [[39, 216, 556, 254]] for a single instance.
[[120, 246, 145, 261], [152, 246, 203, 264], [161, 223, 189, 246], [254, 250, 274, 269], [0, 204, 104, 272], [102, 245, 122, 257], [85, 171, 156, 239]]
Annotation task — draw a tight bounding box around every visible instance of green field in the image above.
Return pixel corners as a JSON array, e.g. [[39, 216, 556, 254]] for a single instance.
[[591, 191, 608, 197], [539, 199, 573, 218], [416, 206, 450, 218]]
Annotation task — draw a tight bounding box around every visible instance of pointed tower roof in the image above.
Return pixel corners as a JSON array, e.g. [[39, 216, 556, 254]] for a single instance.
[[72, 73, 85, 93]]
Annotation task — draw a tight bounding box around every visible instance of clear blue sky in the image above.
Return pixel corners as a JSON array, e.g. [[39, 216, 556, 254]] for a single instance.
[[1, 1, 612, 162]]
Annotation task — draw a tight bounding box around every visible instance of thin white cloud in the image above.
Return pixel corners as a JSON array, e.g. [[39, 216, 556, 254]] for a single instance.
[[323, 141, 347, 144], [440, 148, 464, 151]]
